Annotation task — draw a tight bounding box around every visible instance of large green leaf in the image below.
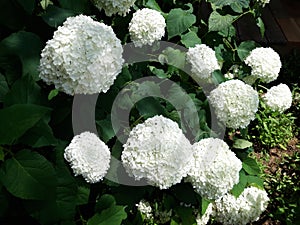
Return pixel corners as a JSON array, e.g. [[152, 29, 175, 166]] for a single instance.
[[242, 157, 261, 175], [136, 97, 167, 119], [0, 150, 56, 200], [0, 73, 9, 102], [237, 41, 257, 61], [208, 0, 249, 9], [145, 0, 163, 13], [42, 5, 77, 28], [231, 170, 247, 197], [233, 139, 253, 149], [0, 31, 43, 80], [180, 31, 201, 48], [167, 5, 196, 39], [0, 104, 51, 144], [96, 118, 115, 143], [58, 0, 91, 13], [208, 11, 235, 32], [88, 205, 127, 225]]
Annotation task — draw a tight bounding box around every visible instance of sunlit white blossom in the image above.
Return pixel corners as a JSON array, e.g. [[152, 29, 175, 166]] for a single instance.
[[92, 0, 136, 16]]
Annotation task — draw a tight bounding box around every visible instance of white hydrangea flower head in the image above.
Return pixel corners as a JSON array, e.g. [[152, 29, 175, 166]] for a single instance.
[[187, 138, 242, 200], [196, 203, 214, 225], [129, 8, 166, 47], [92, 0, 136, 16], [263, 83, 292, 112], [186, 44, 220, 79], [136, 200, 153, 220], [215, 187, 270, 225], [64, 131, 111, 183], [208, 80, 259, 129], [39, 15, 124, 95], [121, 115, 193, 189], [244, 47, 281, 83]]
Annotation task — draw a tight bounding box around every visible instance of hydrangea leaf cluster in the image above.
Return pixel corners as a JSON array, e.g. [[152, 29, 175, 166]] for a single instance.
[[64, 131, 111, 183], [186, 44, 220, 80], [244, 47, 281, 83], [263, 83, 292, 112], [39, 15, 124, 95], [129, 8, 166, 47], [121, 115, 193, 189], [208, 80, 259, 129], [187, 138, 242, 200], [92, 0, 136, 16], [214, 186, 270, 225]]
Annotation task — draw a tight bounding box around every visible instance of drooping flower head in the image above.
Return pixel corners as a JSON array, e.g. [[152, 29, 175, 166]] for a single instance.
[[92, 0, 136, 16], [39, 15, 124, 95], [187, 138, 242, 200], [121, 115, 193, 189], [263, 83, 292, 112], [208, 80, 259, 129], [244, 47, 281, 83], [64, 131, 111, 183], [186, 44, 220, 80], [129, 8, 166, 47], [214, 186, 270, 225]]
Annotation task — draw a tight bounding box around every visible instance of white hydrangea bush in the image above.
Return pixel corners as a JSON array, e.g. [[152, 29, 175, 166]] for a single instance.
[[39, 15, 124, 95], [186, 44, 220, 80], [263, 83, 292, 112], [244, 47, 281, 83], [214, 186, 270, 225], [92, 0, 136, 16], [64, 131, 111, 183], [187, 138, 242, 200], [121, 115, 193, 189], [208, 80, 259, 129], [129, 8, 166, 47]]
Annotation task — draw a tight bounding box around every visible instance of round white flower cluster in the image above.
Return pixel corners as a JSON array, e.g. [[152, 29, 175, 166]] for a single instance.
[[136, 200, 153, 220], [121, 115, 192, 189], [208, 80, 259, 129], [187, 138, 242, 200], [129, 8, 166, 47], [263, 83, 292, 112], [244, 47, 281, 83], [64, 131, 111, 183], [92, 0, 136, 16], [196, 203, 214, 225], [186, 44, 220, 80], [215, 187, 270, 225], [39, 15, 124, 95]]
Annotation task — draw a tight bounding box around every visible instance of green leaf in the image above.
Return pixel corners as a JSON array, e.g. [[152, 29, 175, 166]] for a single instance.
[[58, 0, 90, 13], [159, 47, 186, 69], [231, 170, 247, 197], [0, 104, 51, 144], [16, 0, 35, 14], [175, 206, 195, 225], [208, 0, 250, 9], [211, 70, 226, 84], [208, 11, 235, 32], [0, 73, 9, 102], [0, 0, 26, 30], [237, 41, 257, 61], [256, 17, 265, 38], [145, 0, 163, 13], [242, 157, 261, 175], [96, 194, 116, 212], [76, 186, 90, 205], [180, 31, 201, 48], [230, 0, 250, 13], [4, 75, 45, 106], [247, 175, 264, 188], [0, 31, 43, 80], [201, 198, 211, 215], [0, 150, 56, 200], [88, 205, 127, 225], [167, 6, 196, 39], [148, 66, 168, 78], [136, 97, 167, 119], [48, 89, 59, 100], [96, 118, 115, 143], [233, 139, 253, 149], [42, 5, 77, 28]]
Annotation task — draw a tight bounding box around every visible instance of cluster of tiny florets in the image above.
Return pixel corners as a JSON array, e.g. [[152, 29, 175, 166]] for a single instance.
[[121, 115, 193, 189], [92, 0, 136, 16], [186, 44, 220, 80], [64, 132, 111, 183], [129, 8, 166, 47], [208, 80, 259, 129], [263, 83, 292, 112], [39, 15, 124, 95], [244, 47, 281, 83], [187, 138, 242, 200], [214, 187, 270, 225]]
